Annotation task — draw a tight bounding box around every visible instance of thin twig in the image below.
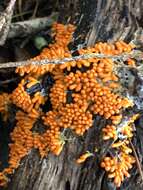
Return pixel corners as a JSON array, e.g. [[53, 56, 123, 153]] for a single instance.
[[31, 0, 39, 18], [0, 77, 19, 84], [0, 50, 142, 69], [129, 139, 143, 182], [12, 10, 33, 18], [18, 0, 24, 20]]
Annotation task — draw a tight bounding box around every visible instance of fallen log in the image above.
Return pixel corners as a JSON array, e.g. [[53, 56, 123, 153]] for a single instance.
[[1, 1, 143, 190]]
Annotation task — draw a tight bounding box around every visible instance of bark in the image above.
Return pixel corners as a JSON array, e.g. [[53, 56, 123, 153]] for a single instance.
[[71, 0, 143, 48], [4, 0, 143, 190]]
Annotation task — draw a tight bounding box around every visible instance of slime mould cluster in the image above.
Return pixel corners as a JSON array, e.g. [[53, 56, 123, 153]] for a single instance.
[[0, 22, 140, 187]]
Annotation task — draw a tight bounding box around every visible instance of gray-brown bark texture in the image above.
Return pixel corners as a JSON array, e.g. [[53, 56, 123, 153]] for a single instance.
[[3, 0, 143, 190]]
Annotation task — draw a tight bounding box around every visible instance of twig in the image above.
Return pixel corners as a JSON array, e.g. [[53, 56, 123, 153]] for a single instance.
[[0, 77, 19, 84], [8, 13, 59, 38], [18, 0, 24, 20], [129, 139, 143, 182], [31, 0, 39, 18], [0, 50, 142, 69], [12, 10, 33, 18], [0, 0, 17, 45]]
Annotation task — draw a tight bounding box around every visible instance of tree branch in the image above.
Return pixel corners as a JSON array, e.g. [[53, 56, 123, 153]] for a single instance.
[[8, 13, 59, 39]]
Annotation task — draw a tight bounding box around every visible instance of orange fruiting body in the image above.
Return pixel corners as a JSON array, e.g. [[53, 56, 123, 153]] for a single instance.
[[101, 153, 135, 187], [76, 152, 93, 164]]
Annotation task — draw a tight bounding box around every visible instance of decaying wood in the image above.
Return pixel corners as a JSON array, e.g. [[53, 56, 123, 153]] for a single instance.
[[3, 0, 143, 190], [71, 0, 143, 48]]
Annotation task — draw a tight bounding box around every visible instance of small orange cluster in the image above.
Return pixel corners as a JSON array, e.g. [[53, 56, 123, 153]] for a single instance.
[[118, 114, 138, 139], [101, 113, 139, 186], [41, 111, 64, 156], [9, 111, 36, 168], [90, 88, 132, 119], [63, 67, 132, 120], [112, 140, 133, 155], [127, 58, 136, 67], [59, 103, 93, 135], [102, 114, 138, 142], [50, 79, 67, 109], [101, 153, 135, 187], [102, 125, 117, 140], [11, 76, 46, 113], [79, 41, 135, 55], [0, 111, 37, 185], [0, 172, 8, 187], [16, 23, 75, 76], [76, 152, 93, 164], [111, 115, 122, 125], [51, 23, 76, 49], [11, 83, 33, 112], [121, 125, 133, 139], [0, 93, 11, 121]]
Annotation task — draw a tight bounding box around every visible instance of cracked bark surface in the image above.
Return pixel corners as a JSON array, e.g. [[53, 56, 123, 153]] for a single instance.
[[4, 0, 143, 190]]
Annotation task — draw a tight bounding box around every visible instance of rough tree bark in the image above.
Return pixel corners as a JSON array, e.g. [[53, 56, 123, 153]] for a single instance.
[[3, 0, 143, 190]]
